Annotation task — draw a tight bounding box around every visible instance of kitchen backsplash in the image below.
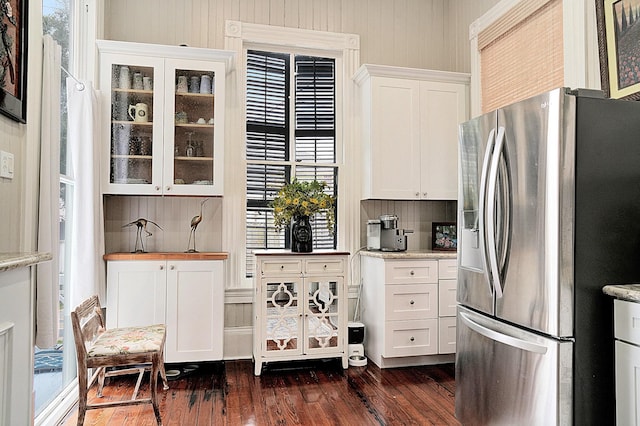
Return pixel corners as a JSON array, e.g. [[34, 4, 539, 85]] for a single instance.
[[104, 195, 223, 253], [105, 196, 455, 254], [360, 199, 457, 251]]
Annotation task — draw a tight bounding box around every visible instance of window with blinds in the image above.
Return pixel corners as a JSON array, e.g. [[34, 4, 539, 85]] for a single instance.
[[246, 51, 338, 277]]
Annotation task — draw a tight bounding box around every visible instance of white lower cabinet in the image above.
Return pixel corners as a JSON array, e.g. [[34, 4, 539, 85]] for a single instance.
[[361, 255, 457, 368], [253, 252, 349, 375], [105, 254, 226, 363], [614, 299, 640, 425]]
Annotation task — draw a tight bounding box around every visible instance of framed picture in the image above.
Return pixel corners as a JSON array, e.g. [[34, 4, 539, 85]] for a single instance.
[[432, 222, 457, 251], [596, 0, 640, 100], [0, 0, 28, 122]]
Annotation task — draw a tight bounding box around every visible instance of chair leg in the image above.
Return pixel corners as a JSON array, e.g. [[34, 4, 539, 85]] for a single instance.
[[96, 366, 106, 398], [159, 360, 169, 390], [151, 354, 162, 425], [76, 368, 88, 426]]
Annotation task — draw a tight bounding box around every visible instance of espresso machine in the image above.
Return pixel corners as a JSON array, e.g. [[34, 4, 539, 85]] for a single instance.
[[367, 214, 412, 251]]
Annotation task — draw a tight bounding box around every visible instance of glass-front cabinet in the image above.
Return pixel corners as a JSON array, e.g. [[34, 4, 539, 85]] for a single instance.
[[97, 40, 233, 195]]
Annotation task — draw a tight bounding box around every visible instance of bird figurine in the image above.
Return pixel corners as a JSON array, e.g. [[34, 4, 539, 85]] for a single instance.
[[186, 198, 209, 253], [122, 218, 163, 253]]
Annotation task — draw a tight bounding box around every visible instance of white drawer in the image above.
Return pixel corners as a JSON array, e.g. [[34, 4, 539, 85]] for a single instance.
[[384, 319, 438, 357], [438, 259, 457, 280], [305, 258, 345, 275], [385, 283, 438, 321], [438, 279, 457, 317], [260, 259, 302, 275], [438, 316, 456, 354], [614, 299, 640, 346], [385, 260, 438, 284]]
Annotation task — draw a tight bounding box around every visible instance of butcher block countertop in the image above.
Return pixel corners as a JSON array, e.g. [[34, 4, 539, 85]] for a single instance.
[[602, 284, 640, 303], [104, 252, 228, 261], [360, 249, 457, 260]]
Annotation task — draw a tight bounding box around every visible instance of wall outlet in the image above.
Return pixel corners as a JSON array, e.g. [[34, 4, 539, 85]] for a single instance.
[[0, 150, 14, 179]]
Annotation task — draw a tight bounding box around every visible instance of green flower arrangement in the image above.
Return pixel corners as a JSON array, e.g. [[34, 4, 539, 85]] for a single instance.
[[271, 179, 336, 234]]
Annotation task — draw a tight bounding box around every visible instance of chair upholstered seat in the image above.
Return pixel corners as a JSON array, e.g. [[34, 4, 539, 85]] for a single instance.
[[87, 324, 166, 358]]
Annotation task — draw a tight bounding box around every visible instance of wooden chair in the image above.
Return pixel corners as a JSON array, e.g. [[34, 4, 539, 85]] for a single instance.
[[71, 295, 169, 425]]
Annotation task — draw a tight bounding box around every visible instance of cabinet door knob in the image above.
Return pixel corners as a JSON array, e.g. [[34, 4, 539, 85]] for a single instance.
[[280, 265, 285, 270], [159, 265, 164, 270], [415, 192, 420, 197], [166, 186, 171, 191], [410, 270, 415, 276], [410, 300, 415, 305], [170, 265, 175, 270], [423, 192, 428, 197], [410, 336, 415, 342], [155, 186, 161, 191]]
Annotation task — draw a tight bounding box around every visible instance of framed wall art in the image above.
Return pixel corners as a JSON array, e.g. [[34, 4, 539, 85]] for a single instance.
[[596, 0, 640, 100], [0, 0, 28, 122], [432, 222, 457, 252]]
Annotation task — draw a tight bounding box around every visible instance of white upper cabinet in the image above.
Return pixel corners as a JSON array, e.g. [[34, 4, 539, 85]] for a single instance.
[[355, 64, 469, 200], [97, 40, 233, 196]]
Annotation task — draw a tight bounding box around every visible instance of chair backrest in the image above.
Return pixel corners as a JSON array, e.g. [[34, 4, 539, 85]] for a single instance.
[[71, 295, 106, 367]]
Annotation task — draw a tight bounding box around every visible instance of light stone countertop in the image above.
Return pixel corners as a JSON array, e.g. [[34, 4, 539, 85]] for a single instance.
[[602, 284, 640, 303], [0, 252, 52, 272], [359, 249, 457, 260]]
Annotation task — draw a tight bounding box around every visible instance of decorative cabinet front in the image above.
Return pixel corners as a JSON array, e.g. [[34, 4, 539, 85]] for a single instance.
[[105, 254, 227, 363], [253, 252, 349, 375], [361, 254, 457, 368], [355, 64, 469, 200], [97, 40, 232, 196]]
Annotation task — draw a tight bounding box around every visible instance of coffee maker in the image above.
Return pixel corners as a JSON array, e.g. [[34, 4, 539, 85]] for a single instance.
[[376, 214, 412, 251]]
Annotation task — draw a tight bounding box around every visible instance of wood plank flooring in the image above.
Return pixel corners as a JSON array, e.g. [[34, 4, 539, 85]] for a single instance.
[[61, 359, 459, 425]]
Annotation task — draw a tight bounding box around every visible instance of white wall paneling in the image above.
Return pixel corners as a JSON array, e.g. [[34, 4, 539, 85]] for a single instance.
[[103, 196, 223, 254], [103, 0, 498, 73]]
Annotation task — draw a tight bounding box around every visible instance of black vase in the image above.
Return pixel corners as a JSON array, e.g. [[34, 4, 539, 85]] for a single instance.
[[291, 215, 313, 253]]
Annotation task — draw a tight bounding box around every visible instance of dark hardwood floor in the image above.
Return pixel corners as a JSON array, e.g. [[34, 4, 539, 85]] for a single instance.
[[61, 359, 459, 425]]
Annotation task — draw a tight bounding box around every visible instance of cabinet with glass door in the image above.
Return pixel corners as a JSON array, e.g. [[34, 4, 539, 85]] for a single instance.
[[97, 40, 233, 196]]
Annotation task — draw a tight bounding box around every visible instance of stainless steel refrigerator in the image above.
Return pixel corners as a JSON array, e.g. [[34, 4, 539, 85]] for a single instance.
[[456, 87, 640, 425]]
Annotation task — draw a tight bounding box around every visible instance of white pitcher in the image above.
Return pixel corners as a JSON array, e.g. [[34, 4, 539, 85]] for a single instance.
[[128, 103, 149, 122]]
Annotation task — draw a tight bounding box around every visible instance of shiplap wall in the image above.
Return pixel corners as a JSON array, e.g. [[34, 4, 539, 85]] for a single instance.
[[103, 0, 499, 72]]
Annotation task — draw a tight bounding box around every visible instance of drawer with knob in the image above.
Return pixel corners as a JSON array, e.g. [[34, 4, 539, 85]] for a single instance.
[[260, 259, 303, 275], [305, 258, 345, 275], [384, 318, 438, 357], [385, 283, 438, 321], [384, 260, 438, 284]]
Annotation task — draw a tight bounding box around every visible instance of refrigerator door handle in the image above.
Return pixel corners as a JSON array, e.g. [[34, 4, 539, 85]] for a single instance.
[[478, 128, 495, 295], [486, 126, 505, 299], [459, 311, 548, 354]]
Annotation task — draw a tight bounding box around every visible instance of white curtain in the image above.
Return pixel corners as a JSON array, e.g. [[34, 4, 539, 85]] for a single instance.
[[35, 35, 61, 348], [67, 78, 105, 309]]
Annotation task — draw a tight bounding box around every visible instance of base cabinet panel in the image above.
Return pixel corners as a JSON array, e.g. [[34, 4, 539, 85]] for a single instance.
[[106, 258, 225, 363]]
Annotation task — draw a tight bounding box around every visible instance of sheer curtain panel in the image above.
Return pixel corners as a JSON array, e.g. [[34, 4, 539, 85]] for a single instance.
[[35, 35, 61, 348]]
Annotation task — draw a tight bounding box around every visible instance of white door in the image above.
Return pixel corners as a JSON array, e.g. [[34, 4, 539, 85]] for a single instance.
[[106, 260, 167, 329], [368, 77, 421, 199], [165, 260, 224, 362]]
